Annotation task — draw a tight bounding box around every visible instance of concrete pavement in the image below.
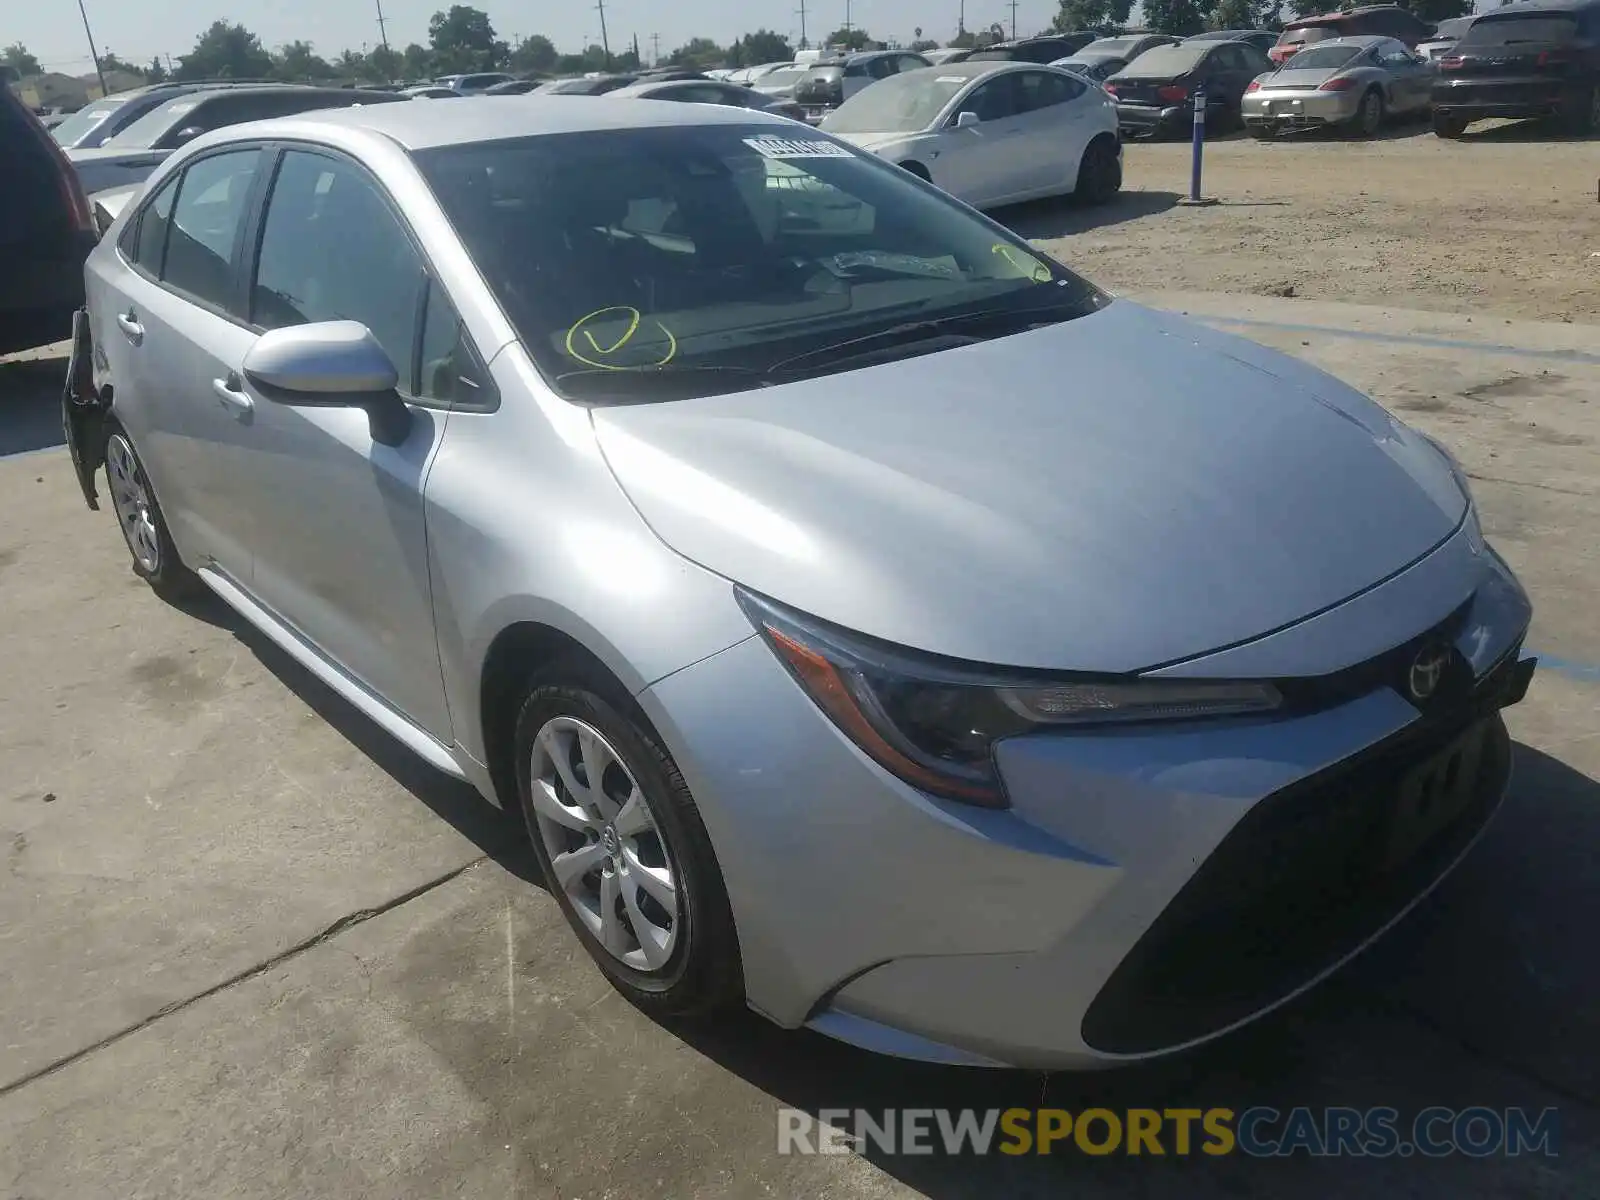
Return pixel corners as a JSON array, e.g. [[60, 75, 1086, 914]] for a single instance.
[[2, 294, 1598, 1197]]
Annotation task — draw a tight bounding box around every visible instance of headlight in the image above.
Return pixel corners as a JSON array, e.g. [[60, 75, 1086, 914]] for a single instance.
[[738, 590, 1282, 809]]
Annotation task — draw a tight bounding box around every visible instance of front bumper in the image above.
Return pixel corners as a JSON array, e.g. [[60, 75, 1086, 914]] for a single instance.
[[1243, 89, 1361, 128], [642, 525, 1533, 1069], [1433, 76, 1575, 119]]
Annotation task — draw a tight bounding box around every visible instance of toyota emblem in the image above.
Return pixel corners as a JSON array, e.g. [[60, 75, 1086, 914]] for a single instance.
[[1408, 647, 1450, 703]]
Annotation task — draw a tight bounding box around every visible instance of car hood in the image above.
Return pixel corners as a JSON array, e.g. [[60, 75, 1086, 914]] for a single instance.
[[592, 300, 1465, 672], [829, 130, 924, 154]]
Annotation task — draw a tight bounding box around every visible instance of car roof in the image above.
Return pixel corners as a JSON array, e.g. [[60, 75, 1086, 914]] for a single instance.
[[1299, 34, 1392, 48], [253, 95, 796, 151]]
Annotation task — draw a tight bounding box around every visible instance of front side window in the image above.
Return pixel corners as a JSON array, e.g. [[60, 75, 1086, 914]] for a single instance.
[[417, 281, 490, 406], [414, 125, 1104, 403], [103, 96, 201, 150], [251, 151, 424, 383], [162, 150, 262, 309]]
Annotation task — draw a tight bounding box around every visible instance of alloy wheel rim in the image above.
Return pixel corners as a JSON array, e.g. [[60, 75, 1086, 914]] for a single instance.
[[106, 435, 161, 573], [528, 716, 680, 972]]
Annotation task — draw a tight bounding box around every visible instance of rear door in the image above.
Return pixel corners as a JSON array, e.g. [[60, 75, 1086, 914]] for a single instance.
[[1009, 69, 1095, 196], [90, 149, 268, 579], [1375, 38, 1434, 110]]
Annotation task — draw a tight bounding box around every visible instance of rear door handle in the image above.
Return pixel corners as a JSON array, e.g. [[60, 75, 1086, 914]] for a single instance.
[[211, 372, 254, 416], [115, 311, 143, 344]]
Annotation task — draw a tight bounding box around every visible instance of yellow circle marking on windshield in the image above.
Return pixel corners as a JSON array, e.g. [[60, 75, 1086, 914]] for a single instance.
[[992, 243, 1053, 283], [564, 306, 679, 371]]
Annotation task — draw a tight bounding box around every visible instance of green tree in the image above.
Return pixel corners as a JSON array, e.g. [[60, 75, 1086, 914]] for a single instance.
[[1209, 0, 1283, 28], [910, 38, 940, 51], [98, 49, 143, 76], [1053, 0, 1134, 32], [401, 43, 433, 80], [368, 45, 400, 81], [1401, 0, 1471, 19], [333, 48, 367, 79], [826, 28, 874, 51], [667, 37, 725, 68], [146, 56, 169, 82], [947, 29, 979, 47], [1143, 0, 1217, 35], [274, 40, 335, 81], [730, 29, 794, 67], [2, 42, 43, 76], [428, 5, 508, 73], [175, 21, 274, 80], [510, 34, 557, 74]]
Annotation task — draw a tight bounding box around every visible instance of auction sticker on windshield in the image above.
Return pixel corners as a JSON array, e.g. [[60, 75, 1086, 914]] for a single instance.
[[743, 136, 855, 159]]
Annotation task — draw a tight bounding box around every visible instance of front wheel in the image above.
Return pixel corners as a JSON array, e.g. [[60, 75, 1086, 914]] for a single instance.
[[513, 667, 742, 1017], [104, 427, 201, 602], [1433, 111, 1468, 138], [1074, 137, 1122, 205]]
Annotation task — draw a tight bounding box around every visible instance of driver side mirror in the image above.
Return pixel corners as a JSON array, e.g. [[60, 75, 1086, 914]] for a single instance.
[[242, 321, 413, 446], [954, 110, 981, 129]]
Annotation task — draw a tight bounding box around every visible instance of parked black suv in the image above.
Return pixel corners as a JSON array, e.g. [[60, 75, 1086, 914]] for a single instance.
[[964, 34, 1101, 62], [1432, 0, 1600, 135], [1, 85, 96, 355]]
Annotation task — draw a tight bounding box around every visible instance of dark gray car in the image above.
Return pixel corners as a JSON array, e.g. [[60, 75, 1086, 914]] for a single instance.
[[49, 83, 219, 150]]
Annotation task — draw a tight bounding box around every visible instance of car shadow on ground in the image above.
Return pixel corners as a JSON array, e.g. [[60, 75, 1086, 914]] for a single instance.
[[167, 587, 543, 888], [0, 351, 68, 459], [1260, 117, 1433, 145], [1458, 115, 1600, 143], [660, 739, 1597, 1197], [998, 188, 1182, 240]]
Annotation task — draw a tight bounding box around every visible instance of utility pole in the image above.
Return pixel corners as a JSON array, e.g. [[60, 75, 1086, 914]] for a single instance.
[[845, 0, 852, 34], [374, 0, 391, 54], [1008, 0, 1018, 39], [632, 32, 640, 67], [650, 32, 661, 65], [958, 0, 965, 34], [75, 0, 107, 95], [796, 0, 808, 48], [596, 0, 612, 69]]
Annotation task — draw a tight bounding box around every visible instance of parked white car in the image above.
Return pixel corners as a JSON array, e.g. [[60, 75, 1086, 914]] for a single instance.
[[821, 61, 1122, 208]]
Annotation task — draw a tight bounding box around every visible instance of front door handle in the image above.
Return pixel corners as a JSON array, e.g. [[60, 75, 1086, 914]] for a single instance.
[[115, 311, 143, 344], [211, 373, 254, 416]]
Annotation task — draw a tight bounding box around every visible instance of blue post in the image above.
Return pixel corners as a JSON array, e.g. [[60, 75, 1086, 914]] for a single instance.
[[1178, 85, 1218, 206], [1189, 85, 1206, 201]]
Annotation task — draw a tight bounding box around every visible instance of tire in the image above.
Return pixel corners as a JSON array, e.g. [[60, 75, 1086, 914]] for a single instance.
[[513, 663, 742, 1017], [1563, 85, 1600, 134], [1349, 89, 1385, 139], [899, 160, 931, 182], [103, 425, 201, 602], [1433, 111, 1468, 138], [1074, 136, 1122, 205], [1248, 123, 1276, 140]]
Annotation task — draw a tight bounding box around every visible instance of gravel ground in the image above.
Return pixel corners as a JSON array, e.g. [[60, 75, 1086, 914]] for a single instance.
[[1017, 120, 1600, 323]]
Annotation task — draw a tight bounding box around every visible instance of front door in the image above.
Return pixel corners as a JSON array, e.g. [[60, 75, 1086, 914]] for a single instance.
[[228, 148, 453, 739], [933, 75, 1029, 206]]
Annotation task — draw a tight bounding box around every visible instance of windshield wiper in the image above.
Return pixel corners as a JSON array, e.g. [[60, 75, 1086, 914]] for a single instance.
[[554, 365, 771, 402], [767, 303, 1080, 378]]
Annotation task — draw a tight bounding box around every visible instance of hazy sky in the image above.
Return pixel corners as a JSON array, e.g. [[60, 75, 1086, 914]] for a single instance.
[[16, 0, 1061, 74]]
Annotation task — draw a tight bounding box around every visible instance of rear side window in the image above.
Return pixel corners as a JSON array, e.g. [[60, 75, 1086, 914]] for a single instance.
[[162, 150, 262, 309], [121, 174, 180, 273], [1277, 26, 1334, 50], [251, 150, 424, 386], [1017, 70, 1085, 111]]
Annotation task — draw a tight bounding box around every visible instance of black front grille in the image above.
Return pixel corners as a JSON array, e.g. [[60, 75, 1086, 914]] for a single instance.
[[1080, 696, 1513, 1056]]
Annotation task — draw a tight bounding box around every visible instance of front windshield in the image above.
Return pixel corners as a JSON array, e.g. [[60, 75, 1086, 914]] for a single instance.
[[1280, 45, 1364, 70], [759, 66, 809, 87], [414, 125, 1104, 403], [1117, 44, 1212, 76], [50, 96, 124, 145], [820, 72, 969, 133], [103, 96, 197, 149]]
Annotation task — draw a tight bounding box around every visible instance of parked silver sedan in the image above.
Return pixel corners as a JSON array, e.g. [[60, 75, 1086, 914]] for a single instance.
[[1243, 35, 1436, 137], [64, 98, 1535, 1070]]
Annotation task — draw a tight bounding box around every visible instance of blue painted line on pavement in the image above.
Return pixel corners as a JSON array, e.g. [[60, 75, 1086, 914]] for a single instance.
[[1194, 314, 1600, 367], [1531, 651, 1600, 684]]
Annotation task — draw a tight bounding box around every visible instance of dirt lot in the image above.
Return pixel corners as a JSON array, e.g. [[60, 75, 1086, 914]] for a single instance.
[[1018, 122, 1600, 323]]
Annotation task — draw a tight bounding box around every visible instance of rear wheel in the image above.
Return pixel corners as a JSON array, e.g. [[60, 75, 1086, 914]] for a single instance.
[[1563, 85, 1600, 134], [103, 426, 201, 602], [1074, 136, 1122, 205], [1433, 110, 1468, 138], [899, 160, 931, 182], [513, 664, 742, 1017], [1349, 89, 1385, 138]]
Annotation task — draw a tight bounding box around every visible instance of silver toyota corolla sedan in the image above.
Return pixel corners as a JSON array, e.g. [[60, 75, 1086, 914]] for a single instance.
[[63, 98, 1536, 1069]]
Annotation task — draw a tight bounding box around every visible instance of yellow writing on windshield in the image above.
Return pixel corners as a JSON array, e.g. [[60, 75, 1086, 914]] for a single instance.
[[564, 306, 679, 371]]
